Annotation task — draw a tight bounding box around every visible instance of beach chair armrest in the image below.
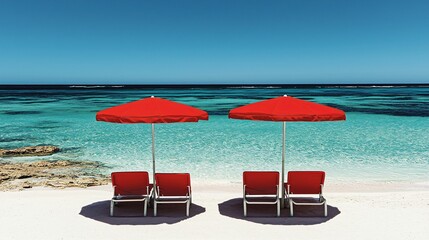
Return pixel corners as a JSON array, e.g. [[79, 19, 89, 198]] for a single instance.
[[187, 185, 192, 198], [155, 185, 160, 198], [285, 183, 291, 198], [276, 185, 279, 198], [284, 183, 290, 193], [149, 186, 154, 199], [243, 184, 246, 196], [146, 186, 150, 196]]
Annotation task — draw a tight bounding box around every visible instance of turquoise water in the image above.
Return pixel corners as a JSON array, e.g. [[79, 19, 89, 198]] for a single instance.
[[0, 86, 428, 183]]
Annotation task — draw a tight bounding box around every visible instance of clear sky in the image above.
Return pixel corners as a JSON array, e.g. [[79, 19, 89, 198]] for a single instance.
[[0, 0, 428, 84]]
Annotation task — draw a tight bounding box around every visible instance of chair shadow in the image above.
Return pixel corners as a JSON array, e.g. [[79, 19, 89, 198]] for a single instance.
[[79, 200, 205, 225], [218, 198, 340, 225]]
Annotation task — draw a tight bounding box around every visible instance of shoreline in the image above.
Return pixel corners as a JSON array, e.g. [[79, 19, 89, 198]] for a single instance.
[[1, 159, 427, 192], [3, 178, 428, 193]]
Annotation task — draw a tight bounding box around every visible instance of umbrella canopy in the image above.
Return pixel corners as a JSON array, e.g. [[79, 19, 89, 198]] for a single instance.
[[228, 95, 345, 207], [96, 96, 208, 123], [229, 95, 345, 122], [96, 96, 208, 185]]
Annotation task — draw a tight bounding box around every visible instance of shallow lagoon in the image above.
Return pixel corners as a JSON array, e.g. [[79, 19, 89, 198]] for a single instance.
[[0, 86, 428, 183]]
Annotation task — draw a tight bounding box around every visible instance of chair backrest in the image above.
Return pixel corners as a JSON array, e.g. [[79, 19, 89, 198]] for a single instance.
[[287, 171, 325, 194], [243, 171, 279, 195], [155, 173, 191, 196], [111, 171, 150, 196]]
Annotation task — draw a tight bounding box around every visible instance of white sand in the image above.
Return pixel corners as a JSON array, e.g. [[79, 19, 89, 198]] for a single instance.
[[1, 182, 428, 240]]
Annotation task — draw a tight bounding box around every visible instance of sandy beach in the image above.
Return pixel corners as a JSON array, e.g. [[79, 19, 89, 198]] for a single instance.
[[1, 182, 428, 240]]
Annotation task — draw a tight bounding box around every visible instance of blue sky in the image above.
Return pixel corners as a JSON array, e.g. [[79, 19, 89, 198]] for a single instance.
[[0, 0, 428, 84]]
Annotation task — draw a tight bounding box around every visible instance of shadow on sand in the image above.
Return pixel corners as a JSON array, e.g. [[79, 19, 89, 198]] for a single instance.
[[80, 200, 205, 225], [218, 198, 340, 225]]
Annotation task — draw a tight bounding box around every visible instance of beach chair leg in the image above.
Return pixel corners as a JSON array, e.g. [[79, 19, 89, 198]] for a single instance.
[[324, 201, 328, 217], [110, 200, 114, 217], [289, 200, 294, 217], [285, 197, 290, 208], [277, 200, 280, 217], [243, 198, 247, 217], [147, 195, 152, 208], [186, 200, 190, 217], [149, 195, 154, 208], [144, 199, 148, 217], [154, 201, 157, 217]]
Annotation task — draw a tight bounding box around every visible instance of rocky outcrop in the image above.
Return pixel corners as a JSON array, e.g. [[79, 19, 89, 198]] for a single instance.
[[0, 160, 109, 191], [0, 146, 60, 157]]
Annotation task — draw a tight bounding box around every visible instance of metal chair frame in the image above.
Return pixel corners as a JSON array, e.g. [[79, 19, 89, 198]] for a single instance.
[[243, 185, 280, 217], [154, 185, 192, 217], [110, 185, 152, 217], [285, 183, 327, 217]]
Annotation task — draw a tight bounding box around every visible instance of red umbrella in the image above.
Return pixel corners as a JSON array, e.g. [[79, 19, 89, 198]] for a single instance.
[[96, 96, 208, 184], [229, 95, 345, 206]]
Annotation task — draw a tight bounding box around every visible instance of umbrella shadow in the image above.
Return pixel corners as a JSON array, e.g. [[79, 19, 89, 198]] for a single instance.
[[79, 200, 205, 225], [218, 198, 340, 225]]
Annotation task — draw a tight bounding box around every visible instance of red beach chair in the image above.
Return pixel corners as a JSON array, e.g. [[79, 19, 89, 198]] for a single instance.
[[285, 171, 327, 217], [154, 173, 192, 217], [110, 171, 152, 217], [243, 171, 280, 217]]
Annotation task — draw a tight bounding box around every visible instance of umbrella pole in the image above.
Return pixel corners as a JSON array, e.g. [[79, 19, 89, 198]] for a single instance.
[[281, 121, 286, 208], [152, 123, 156, 186]]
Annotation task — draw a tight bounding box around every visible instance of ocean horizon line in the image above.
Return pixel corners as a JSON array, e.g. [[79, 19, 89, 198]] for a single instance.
[[0, 83, 428, 90]]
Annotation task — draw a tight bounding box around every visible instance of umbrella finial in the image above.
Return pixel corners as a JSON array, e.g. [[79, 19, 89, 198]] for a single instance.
[[283, 94, 288, 97], [151, 96, 155, 98]]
